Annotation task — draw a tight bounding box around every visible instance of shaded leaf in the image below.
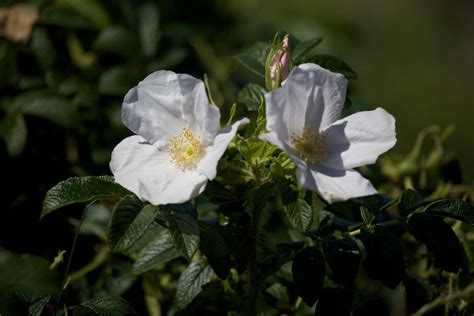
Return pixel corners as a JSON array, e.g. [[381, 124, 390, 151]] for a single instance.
[[138, 2, 160, 57], [284, 198, 313, 232], [198, 222, 232, 278], [98, 66, 139, 96], [292, 37, 322, 62], [407, 213, 463, 272], [76, 296, 135, 315], [31, 28, 55, 70], [303, 54, 356, 79], [399, 189, 424, 217], [426, 199, 474, 226], [360, 225, 404, 289], [234, 42, 270, 77], [176, 258, 215, 309], [94, 26, 139, 58], [132, 229, 180, 275], [322, 236, 360, 286], [238, 83, 266, 111], [0, 113, 27, 156], [404, 276, 430, 314], [108, 196, 157, 254], [42, 176, 129, 218], [292, 246, 325, 306], [165, 212, 200, 260], [59, 0, 111, 29], [39, 5, 97, 29], [28, 296, 50, 316], [314, 288, 353, 316]]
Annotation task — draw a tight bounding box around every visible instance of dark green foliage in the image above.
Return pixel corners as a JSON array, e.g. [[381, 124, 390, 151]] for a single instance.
[[360, 225, 404, 289], [198, 222, 233, 278], [238, 83, 266, 111], [74, 295, 136, 315], [425, 200, 474, 225], [322, 236, 361, 286], [407, 213, 463, 272], [292, 246, 326, 306], [314, 288, 353, 316], [234, 42, 270, 77], [398, 189, 424, 217]]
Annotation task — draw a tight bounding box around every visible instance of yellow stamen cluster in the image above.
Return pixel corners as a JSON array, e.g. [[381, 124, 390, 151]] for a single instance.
[[168, 127, 204, 170], [291, 126, 328, 164]]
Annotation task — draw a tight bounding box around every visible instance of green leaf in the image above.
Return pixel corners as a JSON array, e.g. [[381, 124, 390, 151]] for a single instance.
[[23, 96, 77, 128], [165, 212, 200, 260], [303, 54, 357, 79], [41, 176, 130, 219], [58, 0, 111, 29], [237, 83, 266, 111], [398, 189, 424, 217], [292, 37, 322, 62], [39, 5, 98, 30], [198, 222, 232, 279], [360, 206, 375, 225], [94, 26, 139, 58], [425, 199, 474, 225], [76, 295, 135, 315], [98, 66, 139, 96], [29, 296, 50, 316], [176, 258, 215, 309], [407, 213, 463, 272], [0, 113, 27, 156], [322, 236, 360, 287], [132, 229, 180, 275], [108, 196, 158, 254], [360, 225, 404, 289], [292, 246, 325, 306], [234, 42, 270, 77], [31, 28, 55, 70], [284, 198, 313, 232], [138, 2, 160, 57]]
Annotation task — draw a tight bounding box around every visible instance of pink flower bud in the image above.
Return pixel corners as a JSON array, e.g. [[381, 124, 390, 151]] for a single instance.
[[266, 34, 292, 90]]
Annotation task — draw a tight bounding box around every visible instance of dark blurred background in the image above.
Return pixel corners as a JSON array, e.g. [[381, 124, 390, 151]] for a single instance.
[[0, 0, 472, 313]]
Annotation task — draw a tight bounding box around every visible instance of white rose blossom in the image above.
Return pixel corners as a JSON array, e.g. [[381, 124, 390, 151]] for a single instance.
[[110, 70, 249, 205], [261, 63, 396, 203]]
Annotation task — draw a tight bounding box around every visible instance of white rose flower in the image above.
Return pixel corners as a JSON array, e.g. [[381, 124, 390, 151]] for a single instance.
[[261, 63, 396, 203], [110, 70, 249, 205]]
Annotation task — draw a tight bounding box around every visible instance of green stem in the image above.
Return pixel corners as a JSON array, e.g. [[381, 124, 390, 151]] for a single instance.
[[242, 207, 259, 316]]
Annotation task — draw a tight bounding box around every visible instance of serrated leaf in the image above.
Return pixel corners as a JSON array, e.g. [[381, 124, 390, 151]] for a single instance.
[[98, 66, 139, 96], [108, 196, 158, 254], [28, 296, 50, 316], [314, 288, 353, 316], [165, 212, 200, 260], [132, 230, 180, 275], [238, 83, 266, 111], [360, 225, 404, 289], [425, 199, 474, 225], [292, 37, 322, 62], [198, 222, 232, 279], [234, 42, 270, 77], [138, 2, 160, 57], [322, 236, 360, 287], [303, 54, 357, 79], [94, 26, 139, 58], [407, 213, 463, 272], [176, 258, 215, 309], [292, 246, 325, 306], [41, 176, 129, 218], [398, 189, 424, 217], [284, 198, 313, 232], [0, 113, 27, 156], [77, 296, 135, 315]]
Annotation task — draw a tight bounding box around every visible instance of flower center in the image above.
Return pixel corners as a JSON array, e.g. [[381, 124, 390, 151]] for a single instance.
[[168, 127, 204, 170], [291, 126, 328, 164]]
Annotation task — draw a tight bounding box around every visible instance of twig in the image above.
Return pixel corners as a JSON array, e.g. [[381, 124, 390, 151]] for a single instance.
[[412, 283, 474, 316]]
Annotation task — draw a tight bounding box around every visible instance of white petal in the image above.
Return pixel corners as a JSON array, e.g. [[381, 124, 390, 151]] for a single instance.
[[110, 135, 208, 205], [322, 108, 396, 170], [264, 64, 347, 143], [297, 63, 348, 129], [296, 165, 377, 203], [197, 118, 249, 179], [121, 71, 220, 147]]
